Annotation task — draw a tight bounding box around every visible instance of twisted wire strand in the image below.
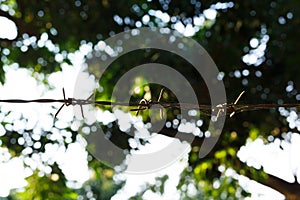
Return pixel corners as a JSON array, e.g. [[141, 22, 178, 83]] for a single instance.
[[0, 89, 300, 120]]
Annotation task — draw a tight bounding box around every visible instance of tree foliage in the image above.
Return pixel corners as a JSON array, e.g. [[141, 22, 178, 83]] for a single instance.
[[1, 0, 300, 199]]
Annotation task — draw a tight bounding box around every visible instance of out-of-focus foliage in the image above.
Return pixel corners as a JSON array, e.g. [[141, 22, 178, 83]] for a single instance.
[[74, 160, 124, 200], [13, 165, 78, 200], [1, 0, 300, 199]]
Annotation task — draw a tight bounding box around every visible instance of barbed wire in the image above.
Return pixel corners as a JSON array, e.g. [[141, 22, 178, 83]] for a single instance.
[[0, 89, 300, 120]]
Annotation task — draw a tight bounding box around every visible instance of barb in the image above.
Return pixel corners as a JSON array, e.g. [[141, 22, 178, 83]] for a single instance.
[[229, 90, 245, 118], [54, 88, 71, 119], [1, 89, 300, 120], [158, 88, 165, 119]]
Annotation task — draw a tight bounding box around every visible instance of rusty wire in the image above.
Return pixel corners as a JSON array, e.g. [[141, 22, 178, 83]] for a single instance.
[[0, 89, 300, 120]]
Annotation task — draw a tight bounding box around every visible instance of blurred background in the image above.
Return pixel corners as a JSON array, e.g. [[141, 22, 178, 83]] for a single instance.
[[0, 0, 300, 199]]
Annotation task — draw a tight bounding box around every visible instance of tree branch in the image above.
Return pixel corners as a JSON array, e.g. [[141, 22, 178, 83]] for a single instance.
[[264, 174, 300, 200], [232, 158, 300, 200]]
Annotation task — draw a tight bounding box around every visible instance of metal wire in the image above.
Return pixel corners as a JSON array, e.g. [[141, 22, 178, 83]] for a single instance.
[[0, 89, 300, 120]]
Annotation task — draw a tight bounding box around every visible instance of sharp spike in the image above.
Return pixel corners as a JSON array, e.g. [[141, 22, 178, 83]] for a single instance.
[[234, 91, 245, 105], [80, 105, 85, 119], [54, 104, 65, 120]]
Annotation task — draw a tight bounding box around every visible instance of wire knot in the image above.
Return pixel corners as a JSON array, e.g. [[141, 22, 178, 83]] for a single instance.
[[54, 88, 93, 120], [131, 88, 165, 119]]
